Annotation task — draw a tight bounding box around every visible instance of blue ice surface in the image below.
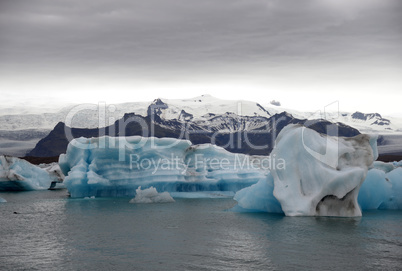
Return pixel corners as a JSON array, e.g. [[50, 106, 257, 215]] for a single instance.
[[59, 136, 267, 198], [358, 167, 402, 210], [233, 173, 283, 213]]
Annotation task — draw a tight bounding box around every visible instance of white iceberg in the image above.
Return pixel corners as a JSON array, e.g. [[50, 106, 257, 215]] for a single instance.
[[270, 124, 376, 216], [130, 186, 175, 203], [0, 155, 54, 190], [235, 125, 378, 217], [0, 196, 6, 203]]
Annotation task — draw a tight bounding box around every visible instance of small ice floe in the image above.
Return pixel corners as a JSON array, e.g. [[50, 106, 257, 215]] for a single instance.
[[129, 186, 175, 203]]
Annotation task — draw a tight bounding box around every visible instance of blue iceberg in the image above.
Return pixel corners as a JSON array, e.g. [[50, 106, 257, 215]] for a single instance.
[[59, 136, 269, 197]]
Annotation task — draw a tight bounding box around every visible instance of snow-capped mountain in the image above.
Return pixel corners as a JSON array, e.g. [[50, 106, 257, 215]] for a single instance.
[[147, 94, 274, 120], [338, 112, 399, 133], [0, 95, 276, 131], [1, 94, 402, 157], [1, 94, 400, 132]]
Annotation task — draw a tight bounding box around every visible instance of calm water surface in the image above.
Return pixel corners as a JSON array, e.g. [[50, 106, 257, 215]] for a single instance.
[[0, 190, 401, 270]]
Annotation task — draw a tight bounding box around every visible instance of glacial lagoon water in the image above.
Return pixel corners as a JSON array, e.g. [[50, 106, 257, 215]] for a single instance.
[[0, 190, 401, 270]]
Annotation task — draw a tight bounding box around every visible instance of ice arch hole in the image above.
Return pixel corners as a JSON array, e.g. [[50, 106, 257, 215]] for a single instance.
[[315, 188, 360, 217]]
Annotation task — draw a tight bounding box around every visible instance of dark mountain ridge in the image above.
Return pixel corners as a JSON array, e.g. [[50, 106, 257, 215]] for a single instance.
[[28, 108, 360, 157]]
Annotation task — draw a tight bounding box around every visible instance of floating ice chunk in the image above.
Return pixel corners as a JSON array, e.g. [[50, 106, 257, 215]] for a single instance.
[[130, 186, 175, 203], [0, 196, 6, 203], [0, 155, 53, 190], [270, 124, 375, 217], [233, 173, 283, 213]]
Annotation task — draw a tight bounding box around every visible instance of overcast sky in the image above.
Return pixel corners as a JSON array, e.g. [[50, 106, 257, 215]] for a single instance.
[[0, 0, 401, 115]]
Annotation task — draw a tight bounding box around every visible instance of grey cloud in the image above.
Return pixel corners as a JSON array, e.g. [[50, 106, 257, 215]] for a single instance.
[[0, 0, 401, 84]]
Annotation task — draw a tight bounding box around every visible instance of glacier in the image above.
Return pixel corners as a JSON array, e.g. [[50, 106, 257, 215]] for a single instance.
[[59, 136, 269, 198], [129, 186, 175, 203], [0, 155, 57, 191]]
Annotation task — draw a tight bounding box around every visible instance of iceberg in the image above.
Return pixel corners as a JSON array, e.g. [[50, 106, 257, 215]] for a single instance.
[[0, 155, 54, 190], [130, 186, 175, 203], [235, 125, 378, 217], [59, 136, 268, 197], [0, 196, 6, 203], [266, 124, 376, 216]]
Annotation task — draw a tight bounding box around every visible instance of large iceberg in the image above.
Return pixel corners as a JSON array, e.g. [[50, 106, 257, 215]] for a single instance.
[[234, 125, 402, 216], [268, 124, 376, 216], [59, 136, 269, 197], [0, 155, 55, 191]]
